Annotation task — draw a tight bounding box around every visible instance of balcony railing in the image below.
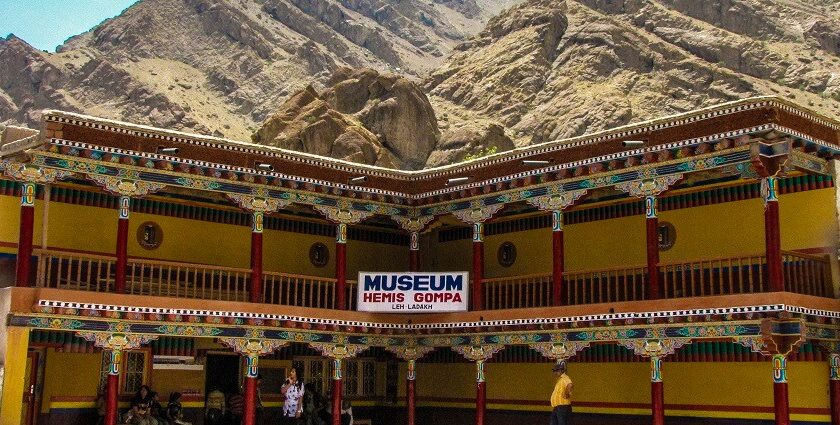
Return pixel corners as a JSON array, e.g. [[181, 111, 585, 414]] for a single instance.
[[32, 248, 835, 311], [35, 249, 251, 301]]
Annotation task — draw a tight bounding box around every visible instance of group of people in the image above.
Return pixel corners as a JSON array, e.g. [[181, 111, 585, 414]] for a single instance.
[[95, 385, 190, 425], [280, 366, 353, 425]]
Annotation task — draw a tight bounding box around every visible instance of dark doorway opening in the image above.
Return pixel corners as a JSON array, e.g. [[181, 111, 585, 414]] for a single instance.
[[205, 354, 241, 397]]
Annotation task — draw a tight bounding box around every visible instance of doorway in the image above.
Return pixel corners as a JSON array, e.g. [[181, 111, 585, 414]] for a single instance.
[[204, 354, 241, 397]]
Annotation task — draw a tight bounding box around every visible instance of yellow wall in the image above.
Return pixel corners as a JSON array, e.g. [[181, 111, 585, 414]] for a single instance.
[[0, 194, 407, 276], [428, 188, 838, 278], [408, 359, 829, 421], [41, 349, 101, 413]]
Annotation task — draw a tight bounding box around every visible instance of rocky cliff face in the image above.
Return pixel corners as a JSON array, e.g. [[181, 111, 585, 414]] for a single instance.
[[428, 0, 840, 146], [0, 0, 519, 139], [251, 67, 515, 169], [2, 0, 839, 169]]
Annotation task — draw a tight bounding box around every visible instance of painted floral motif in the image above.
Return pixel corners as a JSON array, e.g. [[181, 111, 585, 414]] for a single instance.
[[1, 160, 74, 183], [529, 341, 590, 360], [526, 188, 587, 212], [452, 344, 505, 362], [452, 203, 504, 224], [227, 193, 291, 213]]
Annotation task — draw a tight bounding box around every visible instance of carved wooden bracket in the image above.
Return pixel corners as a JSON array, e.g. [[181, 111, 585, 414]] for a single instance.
[[529, 341, 590, 360], [392, 215, 435, 233], [227, 193, 292, 213], [88, 175, 166, 197], [1, 160, 73, 183], [314, 205, 373, 224], [526, 188, 587, 212], [619, 338, 689, 358], [308, 342, 368, 360], [615, 174, 683, 198], [76, 331, 158, 351], [452, 344, 505, 362], [451, 202, 504, 224]]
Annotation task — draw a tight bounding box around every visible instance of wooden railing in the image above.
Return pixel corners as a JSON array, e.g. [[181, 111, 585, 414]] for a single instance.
[[782, 251, 833, 298], [35, 249, 116, 292], [34, 248, 836, 311], [660, 254, 766, 298], [35, 249, 250, 301], [125, 258, 250, 301], [263, 271, 337, 309], [564, 265, 647, 305], [483, 273, 552, 310]]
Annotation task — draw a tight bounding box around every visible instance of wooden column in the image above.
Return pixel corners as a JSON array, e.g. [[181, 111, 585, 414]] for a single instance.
[[830, 353, 840, 425], [475, 359, 486, 425], [115, 196, 130, 294], [763, 177, 784, 291], [645, 195, 661, 300], [472, 223, 484, 311], [406, 359, 416, 425], [244, 354, 259, 425], [250, 211, 264, 303], [650, 356, 664, 425], [105, 349, 122, 425], [552, 210, 565, 306], [409, 231, 420, 272], [336, 223, 347, 310], [16, 182, 36, 287], [773, 354, 790, 425], [331, 358, 343, 425]]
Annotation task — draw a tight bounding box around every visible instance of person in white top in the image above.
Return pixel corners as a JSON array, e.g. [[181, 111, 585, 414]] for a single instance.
[[281, 366, 305, 424]]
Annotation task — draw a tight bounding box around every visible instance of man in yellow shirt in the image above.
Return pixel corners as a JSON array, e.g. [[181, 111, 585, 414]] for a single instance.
[[550, 360, 573, 425]]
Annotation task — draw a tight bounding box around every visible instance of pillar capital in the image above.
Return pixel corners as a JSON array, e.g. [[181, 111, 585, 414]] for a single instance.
[[761, 176, 779, 204]]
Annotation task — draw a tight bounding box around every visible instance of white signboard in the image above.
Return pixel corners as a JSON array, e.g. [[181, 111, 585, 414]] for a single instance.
[[357, 272, 469, 312]]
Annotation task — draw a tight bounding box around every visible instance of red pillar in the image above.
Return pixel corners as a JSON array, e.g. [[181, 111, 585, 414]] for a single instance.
[[552, 210, 565, 306], [645, 196, 661, 300], [763, 177, 784, 291], [406, 359, 416, 425], [472, 223, 484, 311], [115, 196, 130, 294], [773, 354, 790, 425], [332, 359, 343, 425], [829, 353, 840, 425], [15, 182, 36, 287], [104, 349, 121, 425], [475, 360, 486, 425], [250, 211, 264, 303], [244, 354, 258, 425], [409, 231, 420, 272], [336, 223, 347, 310], [651, 356, 664, 425]]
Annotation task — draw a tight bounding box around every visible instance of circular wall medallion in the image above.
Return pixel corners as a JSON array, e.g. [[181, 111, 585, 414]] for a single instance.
[[497, 242, 517, 267], [136, 221, 163, 250], [309, 242, 329, 268], [658, 221, 676, 251]]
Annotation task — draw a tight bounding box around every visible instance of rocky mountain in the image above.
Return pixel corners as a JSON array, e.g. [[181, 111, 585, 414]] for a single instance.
[[0, 0, 520, 140], [2, 0, 840, 169], [427, 0, 840, 148]]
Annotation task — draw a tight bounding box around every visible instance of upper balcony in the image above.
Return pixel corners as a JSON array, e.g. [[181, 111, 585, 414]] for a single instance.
[[1, 97, 839, 321]]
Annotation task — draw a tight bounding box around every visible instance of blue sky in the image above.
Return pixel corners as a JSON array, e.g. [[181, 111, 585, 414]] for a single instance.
[[0, 0, 139, 51]]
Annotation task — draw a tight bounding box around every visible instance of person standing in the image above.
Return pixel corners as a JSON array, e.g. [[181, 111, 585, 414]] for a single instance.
[[550, 360, 573, 425], [280, 366, 305, 424]]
